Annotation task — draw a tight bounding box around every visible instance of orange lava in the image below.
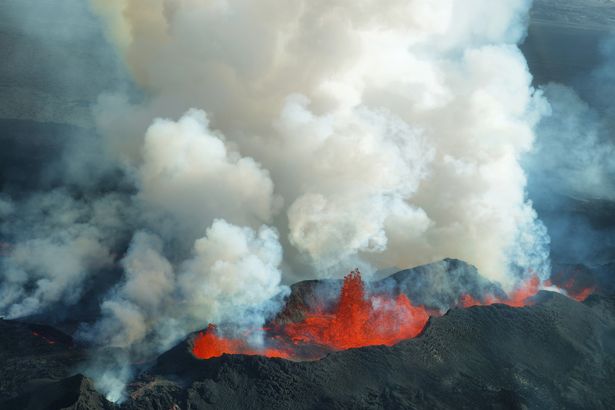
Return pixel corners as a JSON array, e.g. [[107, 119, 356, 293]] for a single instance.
[[505, 275, 541, 307], [193, 269, 597, 361], [192, 324, 290, 359], [284, 270, 430, 350], [459, 274, 597, 308], [459, 294, 482, 308], [569, 286, 595, 301], [459, 276, 541, 308], [557, 278, 595, 301], [192, 270, 430, 360]]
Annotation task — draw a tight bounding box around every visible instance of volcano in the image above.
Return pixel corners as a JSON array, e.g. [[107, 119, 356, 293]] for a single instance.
[[1, 260, 614, 409]]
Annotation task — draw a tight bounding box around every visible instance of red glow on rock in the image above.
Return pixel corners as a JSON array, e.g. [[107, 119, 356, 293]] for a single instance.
[[570, 287, 594, 301], [459, 294, 482, 308], [459, 274, 597, 308], [504, 275, 541, 307], [31, 331, 57, 345], [192, 324, 290, 359], [459, 276, 541, 308], [558, 278, 595, 301], [284, 271, 429, 350]]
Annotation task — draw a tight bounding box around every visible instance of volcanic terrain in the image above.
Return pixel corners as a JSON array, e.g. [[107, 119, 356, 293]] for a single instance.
[[1, 260, 614, 410]]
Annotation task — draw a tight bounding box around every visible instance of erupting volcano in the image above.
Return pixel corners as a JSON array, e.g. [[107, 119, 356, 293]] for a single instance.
[[283, 270, 430, 350], [192, 324, 291, 360], [192, 270, 431, 360], [192, 266, 598, 361]]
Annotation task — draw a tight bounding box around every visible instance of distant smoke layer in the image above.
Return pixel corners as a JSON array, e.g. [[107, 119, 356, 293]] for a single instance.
[[0, 0, 553, 401], [524, 30, 615, 289]]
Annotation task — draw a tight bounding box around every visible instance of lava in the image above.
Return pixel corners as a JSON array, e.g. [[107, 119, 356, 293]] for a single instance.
[[504, 275, 541, 307], [192, 270, 430, 360], [459, 274, 596, 308], [555, 278, 595, 301], [569, 286, 595, 301], [459, 275, 541, 308], [193, 269, 595, 361], [192, 324, 290, 359], [284, 270, 429, 350]]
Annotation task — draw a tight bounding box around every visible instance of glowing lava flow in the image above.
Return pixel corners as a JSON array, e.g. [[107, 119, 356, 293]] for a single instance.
[[284, 270, 429, 350], [460, 274, 596, 308], [192, 324, 290, 359], [192, 270, 430, 360], [460, 276, 541, 308], [568, 286, 595, 302], [546, 277, 595, 302], [192, 270, 597, 361]]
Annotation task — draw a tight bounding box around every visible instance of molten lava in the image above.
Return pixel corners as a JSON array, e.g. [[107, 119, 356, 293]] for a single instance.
[[192, 324, 290, 359], [459, 275, 541, 308], [505, 275, 541, 307], [556, 278, 595, 301], [192, 269, 596, 361], [569, 286, 595, 301], [284, 270, 429, 350], [192, 270, 430, 360], [459, 274, 596, 308]]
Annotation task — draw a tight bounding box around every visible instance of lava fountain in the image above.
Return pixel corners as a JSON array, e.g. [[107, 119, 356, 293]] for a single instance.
[[192, 270, 430, 360]]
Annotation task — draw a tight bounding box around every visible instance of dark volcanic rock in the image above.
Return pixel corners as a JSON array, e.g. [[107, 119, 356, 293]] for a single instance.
[[3, 374, 113, 410], [0, 319, 86, 401]]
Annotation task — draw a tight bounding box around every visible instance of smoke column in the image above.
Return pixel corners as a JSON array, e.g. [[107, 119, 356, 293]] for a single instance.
[[90, 0, 549, 282], [0, 0, 552, 401]]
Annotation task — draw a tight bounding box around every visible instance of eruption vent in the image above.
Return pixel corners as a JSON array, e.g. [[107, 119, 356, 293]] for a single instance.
[[192, 270, 430, 360], [284, 270, 429, 350], [192, 267, 595, 361], [192, 324, 290, 360]]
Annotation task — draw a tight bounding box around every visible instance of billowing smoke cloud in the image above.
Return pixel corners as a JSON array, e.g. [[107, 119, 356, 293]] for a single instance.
[[1, 0, 554, 401], [82, 219, 285, 348], [90, 0, 548, 285], [137, 109, 279, 242]]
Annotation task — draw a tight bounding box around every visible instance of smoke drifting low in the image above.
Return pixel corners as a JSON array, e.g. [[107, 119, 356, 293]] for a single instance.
[[0, 0, 558, 401]]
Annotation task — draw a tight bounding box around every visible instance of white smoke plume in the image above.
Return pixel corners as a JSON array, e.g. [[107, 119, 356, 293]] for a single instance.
[[1, 0, 554, 400], [90, 0, 548, 285], [137, 109, 280, 243]]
